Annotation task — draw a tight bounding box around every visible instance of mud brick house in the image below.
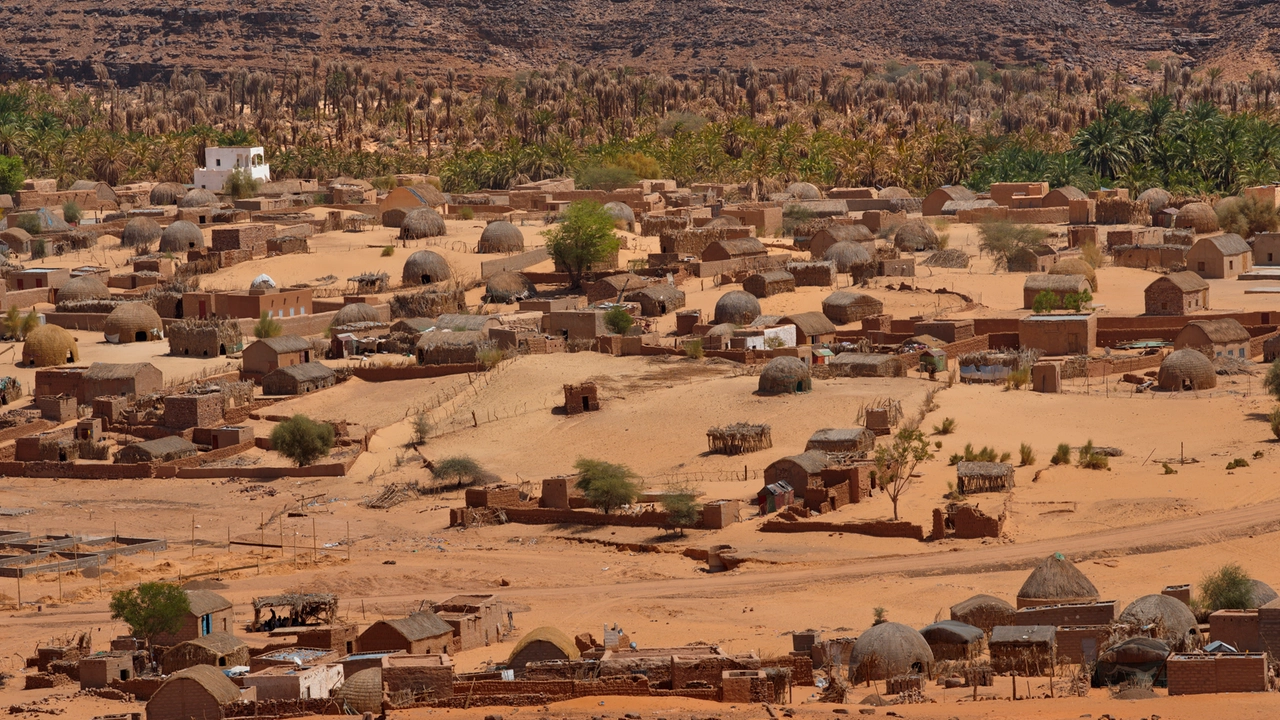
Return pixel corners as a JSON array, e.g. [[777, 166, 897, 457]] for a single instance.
[[145, 665, 250, 720], [431, 594, 507, 651], [35, 362, 163, 403], [764, 451, 830, 493], [358, 613, 455, 655], [1209, 610, 1262, 652], [383, 654, 454, 702], [116, 436, 199, 465], [161, 633, 250, 674], [242, 336, 314, 380], [1007, 245, 1059, 273], [563, 382, 600, 415], [79, 653, 135, 689], [262, 362, 336, 395], [151, 591, 234, 647], [1167, 653, 1267, 695], [989, 625, 1055, 675], [914, 318, 974, 343], [779, 312, 837, 345], [163, 392, 223, 429], [544, 310, 607, 343], [8, 267, 70, 291], [1013, 600, 1119, 627], [1252, 233, 1280, 266], [1144, 272, 1209, 316], [243, 663, 344, 701], [211, 224, 273, 255], [1018, 314, 1097, 356], [922, 186, 977, 216], [702, 238, 767, 262], [1174, 318, 1250, 360], [184, 286, 313, 320], [1187, 234, 1252, 279]]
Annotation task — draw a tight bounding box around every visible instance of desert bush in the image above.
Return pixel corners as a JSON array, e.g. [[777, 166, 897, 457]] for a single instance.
[[410, 410, 432, 445], [1163, 462, 1177, 474], [458, 207, 475, 220], [574, 458, 640, 514], [62, 200, 82, 225], [1218, 196, 1280, 239], [476, 347, 505, 369], [12, 213, 41, 235], [1226, 458, 1250, 469], [30, 238, 47, 259], [577, 164, 637, 191], [604, 305, 633, 334], [1032, 289, 1059, 314], [684, 338, 704, 359], [1019, 443, 1035, 466], [978, 220, 1048, 271], [1063, 289, 1093, 312], [431, 456, 488, 487], [254, 311, 282, 338], [270, 415, 335, 467], [1006, 367, 1030, 389], [1080, 241, 1105, 269], [1077, 439, 1109, 469], [381, 245, 395, 256], [224, 167, 261, 199], [933, 417, 957, 435], [371, 175, 397, 191], [661, 483, 700, 535], [1199, 563, 1254, 611], [1265, 360, 1280, 401], [1051, 443, 1072, 465], [77, 439, 110, 460]]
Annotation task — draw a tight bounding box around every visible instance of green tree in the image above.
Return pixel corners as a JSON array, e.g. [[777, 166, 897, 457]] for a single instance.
[[254, 311, 283, 338], [576, 164, 638, 191], [874, 427, 934, 521], [270, 415, 335, 466], [1063, 289, 1093, 312], [0, 156, 23, 195], [1032, 290, 1060, 314], [545, 201, 620, 288], [1200, 563, 1254, 611], [61, 200, 82, 225], [223, 167, 261, 199], [431, 456, 486, 486], [661, 484, 700, 536], [604, 306, 634, 334], [1265, 359, 1280, 401], [109, 582, 190, 649], [1218, 196, 1280, 239], [978, 220, 1049, 271], [574, 458, 640, 514]]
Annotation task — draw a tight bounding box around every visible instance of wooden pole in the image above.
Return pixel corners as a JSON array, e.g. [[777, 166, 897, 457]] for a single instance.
[[16, 575, 20, 608], [346, 522, 351, 562], [279, 517, 284, 560], [191, 515, 195, 558], [311, 517, 317, 563]]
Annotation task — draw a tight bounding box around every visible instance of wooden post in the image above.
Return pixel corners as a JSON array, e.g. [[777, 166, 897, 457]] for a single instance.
[[279, 517, 284, 560], [56, 568, 62, 602], [311, 517, 317, 563], [16, 575, 20, 608], [191, 515, 195, 558], [227, 527, 231, 553], [346, 522, 351, 562]]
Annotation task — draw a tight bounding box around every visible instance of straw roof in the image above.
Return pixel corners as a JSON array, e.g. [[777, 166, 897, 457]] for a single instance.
[[603, 201, 635, 223], [508, 626, 581, 665], [157, 665, 241, 705], [786, 182, 822, 200], [805, 427, 875, 454], [823, 291, 879, 309], [1158, 351, 1218, 391], [1119, 594, 1197, 649], [485, 271, 534, 303], [1198, 233, 1251, 257], [399, 207, 447, 239], [150, 182, 187, 206], [120, 217, 161, 248], [402, 250, 452, 286], [22, 323, 79, 367], [707, 323, 737, 337], [1137, 188, 1172, 214], [956, 461, 1013, 479], [1017, 553, 1099, 604], [1174, 202, 1218, 233], [0, 227, 32, 245], [1155, 271, 1209, 293], [919, 620, 984, 646], [337, 668, 383, 714], [379, 612, 454, 641], [178, 631, 245, 655], [104, 303, 163, 343], [333, 303, 381, 326], [1185, 318, 1249, 344], [178, 188, 219, 208], [850, 622, 934, 681], [817, 224, 872, 244], [1049, 257, 1098, 291], [1251, 580, 1278, 607], [84, 362, 158, 380], [160, 220, 205, 252], [824, 240, 874, 273], [266, 362, 336, 384], [893, 220, 940, 251], [1028, 273, 1089, 295], [58, 275, 110, 303], [477, 221, 525, 253], [713, 290, 761, 325], [416, 330, 486, 350], [1044, 186, 1087, 205], [950, 594, 1015, 633], [758, 356, 811, 394], [186, 589, 232, 616], [708, 237, 766, 258], [781, 311, 836, 338]]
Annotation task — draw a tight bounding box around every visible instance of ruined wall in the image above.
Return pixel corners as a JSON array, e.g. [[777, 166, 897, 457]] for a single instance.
[[759, 518, 925, 540]]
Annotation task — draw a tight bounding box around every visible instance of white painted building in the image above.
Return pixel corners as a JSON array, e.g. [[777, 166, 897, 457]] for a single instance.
[[193, 146, 270, 192], [241, 663, 343, 701]]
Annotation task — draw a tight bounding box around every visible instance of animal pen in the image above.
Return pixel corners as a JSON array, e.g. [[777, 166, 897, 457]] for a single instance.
[[252, 593, 340, 631], [707, 423, 773, 455]]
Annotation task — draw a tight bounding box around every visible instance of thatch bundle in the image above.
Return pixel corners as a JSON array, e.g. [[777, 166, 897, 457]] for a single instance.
[[758, 356, 811, 394], [160, 220, 205, 252], [178, 188, 219, 208], [1119, 594, 1198, 650], [1137, 187, 1172, 215], [824, 240, 875, 276], [484, 271, 534, 303], [707, 423, 773, 455], [402, 250, 452, 286], [1016, 553, 1100, 607], [332, 302, 380, 326], [849, 622, 934, 682], [399, 208, 447, 239], [477, 221, 525, 253], [713, 290, 761, 325], [389, 288, 466, 319], [893, 220, 940, 251], [104, 302, 164, 343], [922, 248, 971, 268], [1173, 202, 1218, 233], [150, 182, 187, 206], [1157, 348, 1217, 391], [786, 182, 821, 200], [603, 201, 635, 224], [1049, 257, 1098, 291], [950, 594, 1015, 634], [336, 668, 383, 715], [121, 217, 162, 248], [22, 324, 79, 367]]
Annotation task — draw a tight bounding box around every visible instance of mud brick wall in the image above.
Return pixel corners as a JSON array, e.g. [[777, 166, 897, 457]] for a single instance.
[[765, 654, 814, 685], [0, 461, 155, 479], [163, 393, 223, 429], [1054, 626, 1109, 664], [384, 664, 454, 700], [495, 507, 691, 529], [478, 247, 552, 278], [1013, 601, 1118, 627], [941, 334, 991, 358], [351, 363, 480, 382], [211, 224, 273, 254], [952, 505, 1002, 539], [1214, 653, 1268, 693], [466, 486, 522, 508], [670, 656, 756, 689], [1210, 611, 1261, 652], [759, 518, 925, 541]]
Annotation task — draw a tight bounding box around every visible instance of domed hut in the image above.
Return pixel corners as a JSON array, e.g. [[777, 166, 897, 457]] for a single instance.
[[1137, 188, 1173, 216], [399, 208, 447, 240], [1119, 594, 1198, 650], [381, 207, 410, 228], [104, 303, 164, 343], [160, 220, 205, 252], [1050, 257, 1098, 291], [824, 241, 875, 279], [508, 627, 580, 671], [849, 622, 934, 682], [484, 272, 534, 304], [150, 182, 187, 206], [706, 323, 737, 340], [1251, 580, 1278, 607], [402, 250, 452, 287], [713, 290, 761, 326], [332, 302, 380, 326], [602, 201, 635, 226], [250, 274, 277, 291], [758, 356, 811, 395], [893, 221, 940, 251], [704, 215, 741, 229], [477, 221, 525, 254], [57, 275, 110, 304], [809, 224, 872, 259], [822, 291, 883, 325], [1016, 553, 1100, 609], [880, 187, 912, 199], [786, 182, 821, 200], [121, 217, 162, 248], [178, 188, 219, 208], [0, 227, 32, 253], [1157, 349, 1217, 391], [950, 594, 1016, 634], [919, 620, 986, 661], [1174, 202, 1219, 234], [335, 667, 383, 715], [22, 324, 79, 367]]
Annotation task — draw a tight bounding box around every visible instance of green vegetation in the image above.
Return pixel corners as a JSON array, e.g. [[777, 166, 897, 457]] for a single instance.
[[574, 458, 640, 514], [30, 238, 46, 259], [381, 245, 395, 256], [224, 167, 261, 199], [1032, 290, 1060, 314], [458, 207, 474, 220], [948, 442, 999, 465], [661, 484, 700, 535], [1265, 359, 1280, 401], [109, 582, 190, 648], [1217, 196, 1280, 239], [1063, 289, 1093, 312], [270, 415, 335, 467], [932, 417, 957, 435], [684, 338, 704, 360], [875, 427, 933, 521], [1077, 439, 1110, 470], [431, 456, 488, 486], [544, 200, 620, 288], [371, 174, 397, 191], [1006, 366, 1030, 390], [577, 164, 638, 191], [476, 347, 505, 369], [872, 606, 887, 625], [3, 307, 39, 340], [61, 200, 82, 225], [0, 155, 23, 195], [978, 220, 1049, 271], [1051, 443, 1072, 465], [1163, 462, 1177, 475], [1226, 458, 1250, 470], [12, 213, 41, 235], [1080, 242, 1105, 269], [410, 410, 432, 445], [253, 311, 283, 338], [604, 305, 634, 334], [1199, 563, 1255, 611], [1019, 443, 1036, 466]]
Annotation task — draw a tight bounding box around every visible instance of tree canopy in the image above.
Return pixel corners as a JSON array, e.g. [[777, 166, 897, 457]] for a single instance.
[[109, 582, 191, 645], [270, 414, 335, 466], [574, 457, 640, 514], [544, 201, 620, 288]]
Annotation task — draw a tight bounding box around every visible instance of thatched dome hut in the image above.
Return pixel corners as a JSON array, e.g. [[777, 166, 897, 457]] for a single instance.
[[160, 220, 205, 253], [704, 215, 741, 228], [402, 250, 452, 287], [1251, 580, 1278, 607], [879, 186, 912, 199], [104, 303, 164, 343], [58, 275, 110, 303], [399, 207, 447, 240], [822, 291, 883, 324], [477, 221, 525, 253], [1016, 553, 1100, 608], [707, 323, 737, 338], [1157, 348, 1217, 391], [1119, 594, 1198, 650], [1174, 202, 1218, 233], [950, 594, 1016, 634], [381, 207, 410, 228], [824, 240, 875, 276], [249, 274, 277, 291], [758, 356, 812, 394], [893, 220, 939, 251], [335, 667, 383, 715], [1049, 257, 1098, 291], [121, 217, 162, 248], [178, 188, 219, 208], [1137, 188, 1172, 215], [786, 182, 821, 200], [849, 622, 934, 681], [332, 302, 380, 326], [150, 182, 187, 206], [602, 201, 635, 224], [22, 323, 79, 367], [484, 271, 534, 303], [713, 290, 761, 326]]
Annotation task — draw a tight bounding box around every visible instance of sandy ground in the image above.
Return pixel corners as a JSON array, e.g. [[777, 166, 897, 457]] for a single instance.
[[2, 215, 1280, 716]]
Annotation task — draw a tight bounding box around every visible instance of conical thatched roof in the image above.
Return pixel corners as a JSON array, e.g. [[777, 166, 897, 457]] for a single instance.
[[1137, 188, 1172, 215], [824, 240, 874, 273], [160, 220, 205, 252], [602, 201, 635, 224], [713, 290, 761, 325], [786, 182, 821, 200], [484, 271, 533, 303], [150, 182, 187, 206], [949, 594, 1016, 634], [758, 356, 811, 394], [104, 303, 163, 343], [1119, 594, 1198, 649], [1049, 257, 1098, 291], [477, 221, 525, 253], [22, 323, 79, 367], [402, 250, 452, 286], [893, 220, 939, 251], [336, 667, 383, 714], [1174, 202, 1218, 233], [400, 207, 447, 239], [121, 217, 162, 248], [178, 188, 219, 208], [333, 302, 380, 326], [850, 622, 934, 681], [919, 620, 984, 646], [1157, 348, 1217, 391], [59, 275, 110, 303], [1017, 553, 1099, 605]]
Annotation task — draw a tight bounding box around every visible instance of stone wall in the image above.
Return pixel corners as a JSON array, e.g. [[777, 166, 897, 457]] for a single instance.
[[1013, 601, 1118, 627], [759, 517, 925, 541]]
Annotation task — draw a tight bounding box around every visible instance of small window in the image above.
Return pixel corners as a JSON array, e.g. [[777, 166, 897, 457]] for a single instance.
[[1230, 260, 1234, 270], [216, 159, 221, 167]]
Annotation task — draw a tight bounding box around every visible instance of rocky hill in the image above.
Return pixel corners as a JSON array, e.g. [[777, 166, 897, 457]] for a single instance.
[[0, 0, 1276, 84]]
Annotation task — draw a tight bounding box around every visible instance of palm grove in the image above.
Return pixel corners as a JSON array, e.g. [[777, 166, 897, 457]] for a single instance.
[[1, 59, 1280, 198]]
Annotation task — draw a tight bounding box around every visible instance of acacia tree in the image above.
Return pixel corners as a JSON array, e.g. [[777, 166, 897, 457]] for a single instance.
[[574, 458, 640, 514], [109, 582, 190, 652], [874, 427, 934, 521], [270, 414, 335, 466], [544, 201, 620, 288], [661, 483, 700, 535]]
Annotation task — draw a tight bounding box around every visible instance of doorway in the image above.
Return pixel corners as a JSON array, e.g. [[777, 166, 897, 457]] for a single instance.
[[135, 331, 148, 342], [582, 396, 591, 411]]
